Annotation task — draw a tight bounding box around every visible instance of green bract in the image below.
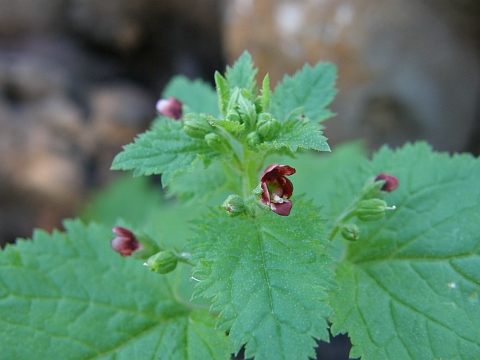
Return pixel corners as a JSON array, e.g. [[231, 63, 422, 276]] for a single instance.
[[355, 198, 389, 222], [147, 250, 178, 274]]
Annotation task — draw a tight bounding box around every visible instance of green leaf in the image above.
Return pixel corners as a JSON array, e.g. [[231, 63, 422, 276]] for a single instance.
[[259, 74, 271, 112], [271, 62, 337, 124], [163, 76, 219, 117], [0, 220, 230, 360], [259, 110, 330, 152], [111, 118, 219, 186], [214, 71, 230, 116], [329, 142, 480, 359], [167, 161, 240, 204], [225, 51, 257, 93], [189, 200, 336, 360], [80, 173, 163, 227], [236, 92, 257, 131]]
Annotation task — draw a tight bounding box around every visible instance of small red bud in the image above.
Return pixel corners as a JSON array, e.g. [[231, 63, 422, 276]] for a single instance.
[[111, 227, 142, 256], [156, 97, 183, 120], [375, 173, 399, 192]]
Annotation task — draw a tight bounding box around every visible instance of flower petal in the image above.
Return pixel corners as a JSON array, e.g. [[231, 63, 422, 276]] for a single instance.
[[270, 200, 293, 216], [112, 226, 134, 238], [260, 182, 271, 205]]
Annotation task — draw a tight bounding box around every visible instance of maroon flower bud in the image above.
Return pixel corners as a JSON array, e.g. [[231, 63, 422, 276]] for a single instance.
[[259, 164, 296, 216], [111, 226, 142, 257], [374, 173, 399, 192], [156, 96, 183, 120]]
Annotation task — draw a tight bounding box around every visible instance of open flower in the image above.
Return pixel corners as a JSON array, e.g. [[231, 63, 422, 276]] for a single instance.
[[375, 173, 399, 192], [110, 226, 142, 256], [259, 164, 296, 216], [156, 96, 183, 119]]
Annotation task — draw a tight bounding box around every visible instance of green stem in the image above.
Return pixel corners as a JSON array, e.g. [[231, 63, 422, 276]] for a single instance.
[[241, 147, 261, 199], [328, 201, 358, 241]]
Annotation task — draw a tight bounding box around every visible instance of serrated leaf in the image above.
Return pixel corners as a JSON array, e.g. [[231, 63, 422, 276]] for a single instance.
[[0, 220, 230, 360], [271, 62, 337, 124], [111, 118, 219, 186], [163, 76, 219, 117], [189, 200, 336, 360], [225, 51, 257, 93], [259, 111, 330, 152], [329, 142, 480, 359], [214, 71, 230, 116], [259, 73, 271, 112]]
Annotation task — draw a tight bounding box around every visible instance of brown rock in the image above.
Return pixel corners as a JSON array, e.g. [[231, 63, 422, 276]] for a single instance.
[[0, 0, 64, 36], [224, 0, 480, 152]]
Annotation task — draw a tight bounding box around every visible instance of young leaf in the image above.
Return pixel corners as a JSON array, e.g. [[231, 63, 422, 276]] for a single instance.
[[259, 73, 271, 112], [259, 110, 330, 153], [0, 220, 230, 360], [271, 62, 337, 124], [189, 200, 336, 360], [163, 75, 219, 117], [111, 118, 219, 186], [329, 142, 480, 359], [214, 71, 230, 116], [225, 51, 257, 93]]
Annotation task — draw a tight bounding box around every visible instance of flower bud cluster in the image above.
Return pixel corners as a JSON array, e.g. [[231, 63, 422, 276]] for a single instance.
[[216, 85, 282, 149], [156, 96, 235, 155], [244, 112, 281, 150], [356, 174, 398, 220], [256, 113, 281, 141], [338, 173, 398, 241], [110, 226, 185, 275]]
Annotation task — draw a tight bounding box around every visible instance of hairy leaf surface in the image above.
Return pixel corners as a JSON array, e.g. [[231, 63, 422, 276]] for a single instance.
[[259, 117, 330, 153], [225, 51, 257, 93], [271, 62, 337, 124], [0, 220, 229, 360], [189, 200, 336, 360], [111, 118, 219, 186], [329, 142, 480, 359]]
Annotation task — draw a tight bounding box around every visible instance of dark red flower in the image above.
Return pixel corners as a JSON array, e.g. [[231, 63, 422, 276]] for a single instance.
[[259, 164, 296, 216], [111, 226, 142, 256], [375, 173, 399, 192], [156, 96, 183, 120]]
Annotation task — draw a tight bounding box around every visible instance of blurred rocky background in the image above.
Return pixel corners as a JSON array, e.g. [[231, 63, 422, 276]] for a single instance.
[[0, 0, 479, 248]]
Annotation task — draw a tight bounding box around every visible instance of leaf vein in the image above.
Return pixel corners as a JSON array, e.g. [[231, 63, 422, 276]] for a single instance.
[[362, 267, 478, 346]]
